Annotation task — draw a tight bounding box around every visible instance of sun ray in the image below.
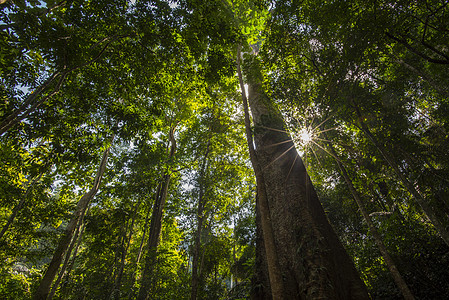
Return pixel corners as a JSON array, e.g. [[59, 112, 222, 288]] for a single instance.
[[313, 137, 335, 143], [314, 126, 339, 134], [261, 139, 294, 149], [259, 125, 289, 133], [264, 144, 296, 170], [285, 153, 299, 182], [310, 140, 342, 163], [311, 114, 334, 133], [316, 137, 352, 149], [310, 145, 323, 169]]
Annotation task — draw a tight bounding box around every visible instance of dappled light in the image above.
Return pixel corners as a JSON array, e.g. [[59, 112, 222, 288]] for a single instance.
[[1, 0, 449, 299]]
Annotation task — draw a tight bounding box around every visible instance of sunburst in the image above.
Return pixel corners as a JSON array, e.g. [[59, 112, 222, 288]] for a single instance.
[[297, 127, 314, 146], [256, 110, 339, 177], [288, 111, 338, 169]]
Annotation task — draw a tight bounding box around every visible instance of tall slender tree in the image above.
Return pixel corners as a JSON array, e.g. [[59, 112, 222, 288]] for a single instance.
[[34, 137, 115, 300], [137, 125, 177, 300]]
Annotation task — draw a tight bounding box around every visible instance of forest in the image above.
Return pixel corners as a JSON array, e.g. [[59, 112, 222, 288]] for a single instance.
[[1, 0, 449, 299]]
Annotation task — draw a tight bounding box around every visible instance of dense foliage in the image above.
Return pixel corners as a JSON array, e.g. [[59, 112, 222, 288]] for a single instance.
[[1, 0, 448, 299]]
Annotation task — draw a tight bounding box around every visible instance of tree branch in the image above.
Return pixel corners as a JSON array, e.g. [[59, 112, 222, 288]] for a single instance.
[[385, 31, 449, 64]]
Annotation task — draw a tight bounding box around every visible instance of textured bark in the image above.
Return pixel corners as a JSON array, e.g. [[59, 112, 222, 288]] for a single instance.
[[137, 127, 177, 300], [236, 46, 285, 299], [33, 144, 113, 300], [329, 144, 415, 300], [242, 56, 369, 299], [251, 195, 270, 300], [190, 138, 211, 300]]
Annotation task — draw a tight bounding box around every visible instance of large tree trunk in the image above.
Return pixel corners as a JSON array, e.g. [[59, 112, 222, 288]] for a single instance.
[[237, 46, 285, 300], [33, 143, 113, 300], [239, 54, 369, 299], [137, 126, 177, 300]]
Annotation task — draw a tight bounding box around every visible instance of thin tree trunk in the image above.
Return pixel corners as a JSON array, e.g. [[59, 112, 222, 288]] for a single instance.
[[239, 48, 369, 299], [328, 143, 415, 300], [345, 145, 405, 220], [231, 216, 236, 289], [394, 58, 449, 97], [110, 198, 143, 300], [251, 193, 270, 300], [58, 220, 85, 298], [353, 102, 449, 247], [48, 219, 86, 300], [0, 174, 42, 240], [33, 143, 113, 300], [137, 126, 177, 300], [108, 215, 130, 298], [190, 138, 211, 300], [127, 202, 152, 300], [136, 177, 170, 300], [0, 71, 67, 136], [0, 35, 122, 136], [136, 204, 152, 266]]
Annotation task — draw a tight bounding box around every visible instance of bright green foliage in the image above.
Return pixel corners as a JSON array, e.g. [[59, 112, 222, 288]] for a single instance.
[[1, 0, 449, 299]]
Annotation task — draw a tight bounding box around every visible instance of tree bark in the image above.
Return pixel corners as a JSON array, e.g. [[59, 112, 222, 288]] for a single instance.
[[33, 143, 113, 300], [328, 143, 415, 300], [239, 52, 369, 299], [237, 45, 285, 300], [137, 126, 177, 300]]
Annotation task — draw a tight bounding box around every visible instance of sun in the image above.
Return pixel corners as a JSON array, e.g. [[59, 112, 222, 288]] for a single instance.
[[298, 128, 314, 145], [285, 109, 336, 162]]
